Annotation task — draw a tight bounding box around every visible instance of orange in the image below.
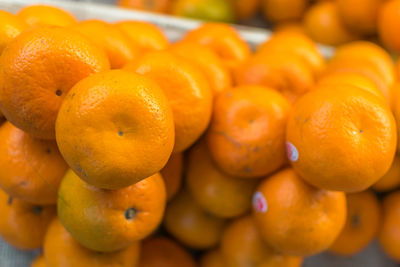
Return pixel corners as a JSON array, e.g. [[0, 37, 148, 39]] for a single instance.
[[0, 10, 27, 54], [233, 53, 314, 103], [200, 249, 225, 267], [221, 215, 303, 267], [252, 168, 347, 256], [160, 153, 183, 201], [56, 70, 174, 189], [168, 40, 232, 94], [323, 59, 392, 107], [125, 50, 212, 153], [373, 155, 400, 192], [286, 85, 397, 192], [57, 169, 166, 252], [164, 189, 225, 249], [0, 122, 68, 205], [117, 0, 171, 13], [171, 0, 235, 23], [206, 85, 291, 178], [317, 72, 385, 101], [138, 236, 196, 267], [397, 59, 400, 78], [115, 21, 169, 52], [186, 141, 258, 218], [31, 254, 46, 267], [337, 0, 383, 35], [378, 191, 400, 261], [0, 26, 110, 139], [17, 5, 77, 27], [70, 20, 137, 69], [261, 0, 309, 23], [329, 191, 381, 256], [44, 218, 140, 267], [393, 83, 400, 151], [0, 188, 56, 250], [274, 22, 306, 35], [182, 23, 251, 70], [257, 31, 325, 77], [378, 0, 400, 51], [303, 1, 359, 46], [232, 0, 260, 20], [331, 41, 396, 103]]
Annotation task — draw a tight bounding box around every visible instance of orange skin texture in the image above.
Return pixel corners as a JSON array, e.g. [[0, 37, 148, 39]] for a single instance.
[[379, 191, 400, 261], [234, 53, 314, 103], [0, 10, 27, 54], [70, 20, 137, 69], [118, 0, 171, 13], [286, 85, 397, 192], [392, 83, 400, 151], [187, 141, 258, 218], [125, 51, 212, 153], [337, 0, 383, 35], [164, 190, 225, 249], [160, 153, 183, 201], [56, 70, 174, 189], [274, 22, 306, 35], [115, 21, 169, 52], [303, 1, 359, 46], [0, 122, 68, 205], [221, 215, 303, 267], [378, 0, 400, 51], [200, 249, 225, 267], [323, 58, 392, 107], [206, 85, 291, 178], [17, 5, 77, 27], [257, 31, 326, 77], [168, 41, 232, 94], [252, 168, 347, 257], [262, 0, 309, 23], [137, 236, 196, 267], [397, 60, 400, 79], [183, 23, 251, 71], [329, 191, 381, 256], [58, 170, 166, 252], [233, 0, 260, 20], [373, 154, 400, 192], [317, 72, 385, 101], [44, 218, 140, 267], [0, 188, 56, 250], [0, 26, 110, 140], [331, 41, 396, 102], [31, 254, 46, 267]]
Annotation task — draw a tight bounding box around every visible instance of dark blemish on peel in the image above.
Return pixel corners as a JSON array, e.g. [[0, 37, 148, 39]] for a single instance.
[[351, 214, 361, 228], [32, 206, 43, 215], [55, 89, 62, 96], [124, 208, 136, 220], [359, 129, 363, 133], [7, 197, 12, 205], [118, 130, 124, 137], [46, 148, 51, 154]]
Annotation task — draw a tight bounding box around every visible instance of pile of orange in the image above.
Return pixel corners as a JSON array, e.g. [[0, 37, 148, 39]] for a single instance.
[[0, 3, 400, 267], [118, 0, 400, 53]]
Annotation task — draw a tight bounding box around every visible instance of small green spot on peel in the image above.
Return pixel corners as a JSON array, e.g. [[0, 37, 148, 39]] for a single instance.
[[125, 208, 136, 220]]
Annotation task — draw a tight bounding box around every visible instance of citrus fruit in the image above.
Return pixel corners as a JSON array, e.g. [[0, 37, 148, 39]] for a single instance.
[[373, 154, 400, 192], [378, 0, 400, 51], [206, 85, 291, 178], [56, 70, 174, 189], [252, 168, 347, 256], [187, 141, 258, 218], [57, 170, 166, 252], [164, 189, 225, 249], [160, 153, 183, 201], [0, 121, 68, 205], [125, 50, 212, 153], [379, 191, 400, 261], [171, 0, 235, 23], [286, 85, 397, 192], [0, 188, 56, 250], [17, 4, 77, 27], [329, 191, 381, 256], [0, 26, 110, 139], [44, 217, 141, 267]]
